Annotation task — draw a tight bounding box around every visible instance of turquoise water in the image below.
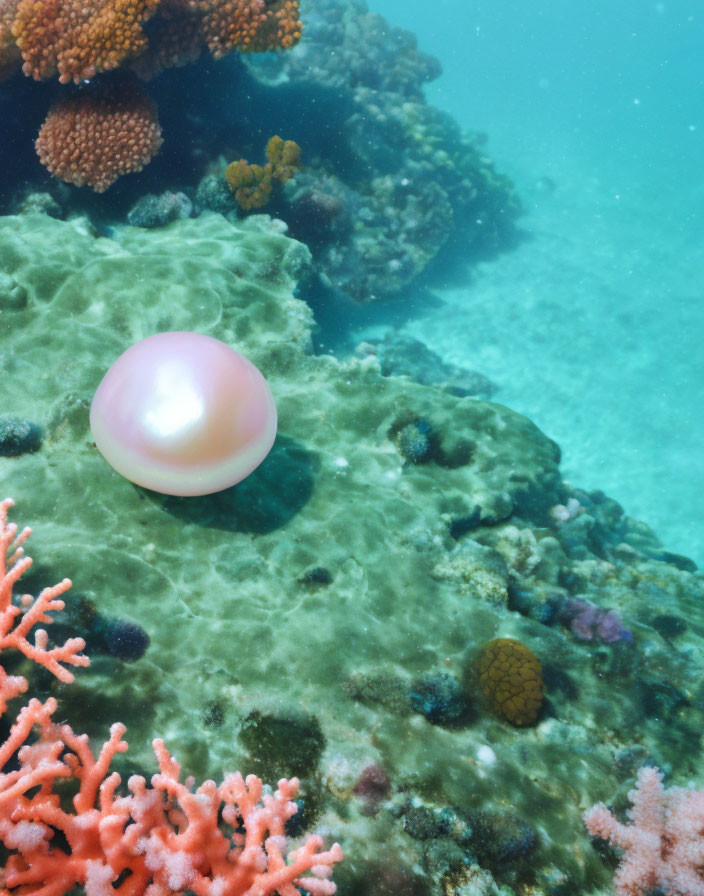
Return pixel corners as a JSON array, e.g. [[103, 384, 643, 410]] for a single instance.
[[367, 0, 704, 566], [2, 2, 704, 895]]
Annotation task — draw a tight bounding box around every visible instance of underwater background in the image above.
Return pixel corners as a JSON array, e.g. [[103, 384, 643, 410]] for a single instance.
[[368, 0, 704, 568], [0, 0, 703, 895]]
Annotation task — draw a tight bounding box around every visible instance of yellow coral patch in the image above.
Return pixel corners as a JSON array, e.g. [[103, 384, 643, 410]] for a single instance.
[[225, 136, 302, 210]]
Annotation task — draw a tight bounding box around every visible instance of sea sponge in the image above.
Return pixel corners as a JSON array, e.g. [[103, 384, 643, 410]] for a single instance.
[[477, 637, 543, 726]]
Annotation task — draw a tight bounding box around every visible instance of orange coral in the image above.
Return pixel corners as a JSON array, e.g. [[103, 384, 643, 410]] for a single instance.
[[35, 80, 163, 191], [12, 0, 160, 83], [477, 637, 543, 727], [225, 135, 302, 209], [0, 497, 88, 713], [5, 0, 302, 188], [7, 0, 299, 84]]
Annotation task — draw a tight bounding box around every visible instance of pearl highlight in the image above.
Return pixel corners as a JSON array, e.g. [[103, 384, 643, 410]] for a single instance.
[[90, 332, 277, 496]]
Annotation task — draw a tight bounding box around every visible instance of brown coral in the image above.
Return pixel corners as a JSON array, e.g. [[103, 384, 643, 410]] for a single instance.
[[200, 0, 300, 57], [35, 80, 163, 192], [265, 133, 301, 182], [225, 135, 302, 210], [127, 0, 300, 78], [477, 637, 543, 727]]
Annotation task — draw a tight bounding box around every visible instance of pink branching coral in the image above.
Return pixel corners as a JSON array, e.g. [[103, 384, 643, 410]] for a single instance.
[[0, 497, 343, 896], [584, 765, 704, 896]]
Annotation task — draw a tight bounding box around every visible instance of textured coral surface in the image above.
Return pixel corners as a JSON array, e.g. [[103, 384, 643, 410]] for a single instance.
[[35, 81, 163, 192], [477, 638, 544, 727], [3, 0, 300, 83], [0, 212, 703, 896]]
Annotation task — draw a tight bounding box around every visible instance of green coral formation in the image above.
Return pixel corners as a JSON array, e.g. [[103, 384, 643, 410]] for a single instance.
[[1, 212, 703, 896]]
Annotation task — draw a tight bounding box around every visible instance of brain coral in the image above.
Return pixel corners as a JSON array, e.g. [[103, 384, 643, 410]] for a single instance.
[[477, 638, 543, 727]]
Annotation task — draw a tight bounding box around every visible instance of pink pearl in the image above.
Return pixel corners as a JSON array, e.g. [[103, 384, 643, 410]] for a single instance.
[[90, 332, 277, 496]]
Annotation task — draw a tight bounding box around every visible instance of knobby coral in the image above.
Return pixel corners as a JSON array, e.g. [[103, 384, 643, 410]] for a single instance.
[[4, 0, 300, 83], [11, 0, 161, 83], [0, 0, 301, 188], [225, 135, 302, 209], [35, 80, 163, 192], [584, 766, 704, 896], [0, 497, 343, 896]]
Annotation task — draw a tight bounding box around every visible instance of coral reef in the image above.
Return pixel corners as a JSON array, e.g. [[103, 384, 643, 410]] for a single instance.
[[1, 211, 703, 895], [2, 0, 518, 304], [0, 497, 342, 896], [239, 0, 521, 300], [1, 0, 301, 188]]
